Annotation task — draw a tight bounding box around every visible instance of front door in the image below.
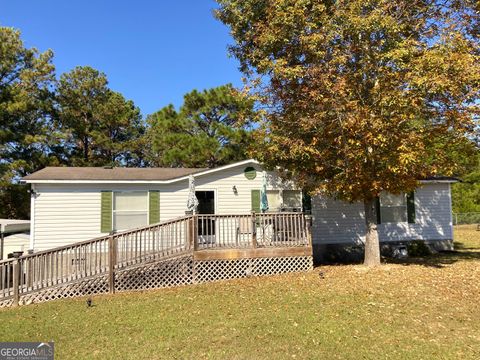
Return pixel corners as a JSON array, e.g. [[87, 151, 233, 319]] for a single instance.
[[196, 191, 215, 215], [196, 191, 215, 244]]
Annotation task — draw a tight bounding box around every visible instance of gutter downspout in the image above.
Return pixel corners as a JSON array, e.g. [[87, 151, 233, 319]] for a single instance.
[[29, 184, 36, 252]]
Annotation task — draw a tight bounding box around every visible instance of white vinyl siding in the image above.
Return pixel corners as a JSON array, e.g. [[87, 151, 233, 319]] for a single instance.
[[33, 189, 102, 251], [312, 183, 453, 245]]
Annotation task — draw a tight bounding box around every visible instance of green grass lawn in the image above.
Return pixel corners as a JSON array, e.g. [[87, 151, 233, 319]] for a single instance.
[[1, 226, 479, 359]]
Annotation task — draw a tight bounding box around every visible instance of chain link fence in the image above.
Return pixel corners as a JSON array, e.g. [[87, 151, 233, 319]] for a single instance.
[[453, 212, 480, 225]]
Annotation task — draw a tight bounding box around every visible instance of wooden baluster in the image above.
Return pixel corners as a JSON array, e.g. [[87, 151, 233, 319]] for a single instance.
[[108, 236, 116, 294], [188, 217, 194, 250], [296, 214, 300, 245], [152, 226, 156, 256]]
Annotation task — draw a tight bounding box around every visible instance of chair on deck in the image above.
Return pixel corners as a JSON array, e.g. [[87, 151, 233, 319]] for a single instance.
[[236, 217, 252, 246]]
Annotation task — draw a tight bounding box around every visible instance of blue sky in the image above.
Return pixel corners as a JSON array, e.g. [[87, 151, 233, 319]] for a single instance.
[[0, 0, 242, 116]]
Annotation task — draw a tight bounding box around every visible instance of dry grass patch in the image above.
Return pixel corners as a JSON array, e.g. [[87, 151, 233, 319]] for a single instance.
[[0, 226, 479, 359]]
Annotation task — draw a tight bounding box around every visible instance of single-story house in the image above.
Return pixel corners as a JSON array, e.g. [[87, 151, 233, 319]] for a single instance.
[[22, 159, 455, 261]]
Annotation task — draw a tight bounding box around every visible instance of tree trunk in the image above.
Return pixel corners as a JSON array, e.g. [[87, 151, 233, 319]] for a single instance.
[[364, 198, 381, 266]]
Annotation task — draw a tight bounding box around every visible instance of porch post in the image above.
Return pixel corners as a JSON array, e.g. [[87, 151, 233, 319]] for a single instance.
[[0, 232, 4, 260], [306, 214, 313, 247], [193, 215, 199, 251], [251, 211, 257, 248], [187, 216, 194, 250], [108, 236, 116, 294], [12, 259, 20, 306]]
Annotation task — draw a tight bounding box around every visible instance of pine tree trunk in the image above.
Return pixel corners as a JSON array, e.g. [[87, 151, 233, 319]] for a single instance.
[[364, 198, 381, 266]]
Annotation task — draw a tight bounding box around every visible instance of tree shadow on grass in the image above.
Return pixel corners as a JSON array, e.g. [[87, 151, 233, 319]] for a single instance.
[[384, 242, 480, 268], [315, 241, 480, 268]]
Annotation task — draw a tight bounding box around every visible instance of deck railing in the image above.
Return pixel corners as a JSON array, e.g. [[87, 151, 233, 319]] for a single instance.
[[197, 212, 309, 249], [0, 212, 311, 305]]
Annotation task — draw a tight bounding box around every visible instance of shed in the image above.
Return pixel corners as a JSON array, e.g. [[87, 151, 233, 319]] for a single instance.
[[0, 219, 30, 259]]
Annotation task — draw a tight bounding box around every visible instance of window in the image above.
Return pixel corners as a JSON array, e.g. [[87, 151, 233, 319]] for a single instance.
[[265, 190, 302, 211], [266, 190, 282, 211], [283, 190, 302, 209], [113, 191, 148, 231], [380, 192, 407, 223]]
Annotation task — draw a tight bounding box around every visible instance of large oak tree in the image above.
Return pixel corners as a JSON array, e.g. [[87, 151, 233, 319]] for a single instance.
[[216, 0, 480, 265]]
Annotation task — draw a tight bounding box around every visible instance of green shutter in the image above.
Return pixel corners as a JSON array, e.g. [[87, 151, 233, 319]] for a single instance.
[[149, 191, 160, 224], [407, 191, 416, 223], [251, 190, 260, 213], [101, 191, 113, 233], [375, 196, 381, 224]]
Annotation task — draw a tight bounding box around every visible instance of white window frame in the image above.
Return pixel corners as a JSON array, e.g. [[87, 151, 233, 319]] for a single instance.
[[112, 191, 149, 231], [379, 192, 407, 223], [265, 189, 302, 212], [194, 188, 217, 214], [282, 189, 303, 210]]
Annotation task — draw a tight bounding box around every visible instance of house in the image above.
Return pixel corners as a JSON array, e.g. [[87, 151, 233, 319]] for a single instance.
[[21, 159, 456, 261]]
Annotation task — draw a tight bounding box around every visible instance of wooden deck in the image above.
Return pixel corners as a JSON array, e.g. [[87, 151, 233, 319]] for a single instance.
[[0, 212, 313, 307], [194, 246, 313, 261]]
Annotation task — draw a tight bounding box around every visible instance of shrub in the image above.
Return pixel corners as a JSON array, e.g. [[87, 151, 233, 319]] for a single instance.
[[407, 240, 432, 257]]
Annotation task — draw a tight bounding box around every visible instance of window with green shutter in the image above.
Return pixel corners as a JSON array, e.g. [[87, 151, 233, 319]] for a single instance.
[[377, 191, 415, 224], [251, 190, 260, 212], [101, 191, 113, 233], [149, 191, 160, 224]]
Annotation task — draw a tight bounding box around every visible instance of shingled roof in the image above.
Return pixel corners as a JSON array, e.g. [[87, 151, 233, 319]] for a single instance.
[[22, 167, 207, 181]]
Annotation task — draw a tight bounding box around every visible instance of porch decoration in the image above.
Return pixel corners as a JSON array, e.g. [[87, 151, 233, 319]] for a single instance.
[[186, 175, 199, 214]]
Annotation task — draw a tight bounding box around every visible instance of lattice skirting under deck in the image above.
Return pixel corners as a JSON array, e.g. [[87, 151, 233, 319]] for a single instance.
[[0, 298, 13, 307], [114, 255, 312, 291], [19, 275, 109, 305], [194, 256, 313, 283], [0, 255, 312, 307], [115, 254, 194, 292]]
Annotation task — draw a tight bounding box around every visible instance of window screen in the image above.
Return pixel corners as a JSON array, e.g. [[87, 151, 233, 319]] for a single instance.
[[283, 190, 302, 209], [113, 192, 148, 230], [380, 192, 407, 223], [266, 190, 282, 211]]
